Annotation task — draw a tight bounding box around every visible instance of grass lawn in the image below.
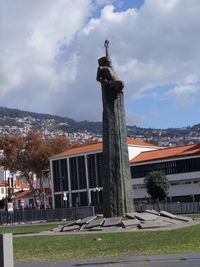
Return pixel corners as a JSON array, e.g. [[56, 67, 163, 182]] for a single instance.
[[13, 224, 200, 261], [189, 215, 200, 219], [0, 223, 64, 235]]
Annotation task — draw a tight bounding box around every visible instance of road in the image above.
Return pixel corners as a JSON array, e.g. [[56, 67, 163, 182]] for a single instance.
[[15, 253, 200, 267]]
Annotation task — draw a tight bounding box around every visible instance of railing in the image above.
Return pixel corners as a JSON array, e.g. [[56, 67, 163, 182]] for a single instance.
[[0, 206, 95, 224], [135, 201, 200, 214]]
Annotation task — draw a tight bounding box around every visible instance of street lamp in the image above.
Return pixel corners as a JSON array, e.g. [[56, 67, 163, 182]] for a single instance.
[[42, 169, 50, 210], [60, 176, 64, 208], [93, 187, 101, 205]]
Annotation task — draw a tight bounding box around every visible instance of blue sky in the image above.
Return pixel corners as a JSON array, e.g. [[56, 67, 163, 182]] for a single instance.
[[1, 0, 200, 129], [116, 0, 145, 11]]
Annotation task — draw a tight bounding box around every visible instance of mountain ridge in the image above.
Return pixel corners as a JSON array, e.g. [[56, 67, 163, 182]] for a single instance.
[[0, 106, 199, 146]]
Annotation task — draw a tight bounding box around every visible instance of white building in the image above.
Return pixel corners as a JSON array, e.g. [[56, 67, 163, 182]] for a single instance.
[[0, 181, 6, 200], [0, 167, 10, 182], [13, 187, 52, 209], [49, 138, 158, 208], [130, 144, 200, 203], [50, 138, 200, 209]]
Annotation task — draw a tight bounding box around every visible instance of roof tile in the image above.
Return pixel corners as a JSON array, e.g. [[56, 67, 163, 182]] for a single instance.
[[131, 144, 200, 163], [51, 138, 156, 158]]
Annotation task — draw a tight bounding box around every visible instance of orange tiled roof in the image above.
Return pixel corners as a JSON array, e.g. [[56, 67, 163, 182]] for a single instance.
[[14, 188, 51, 199], [13, 180, 19, 186], [20, 184, 29, 189], [0, 181, 7, 186], [127, 137, 158, 147], [14, 190, 33, 198], [13, 180, 29, 188], [51, 138, 157, 158], [131, 144, 200, 164]]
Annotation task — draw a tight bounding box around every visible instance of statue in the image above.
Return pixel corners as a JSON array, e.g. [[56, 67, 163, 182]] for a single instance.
[[96, 40, 124, 93], [97, 40, 133, 217]]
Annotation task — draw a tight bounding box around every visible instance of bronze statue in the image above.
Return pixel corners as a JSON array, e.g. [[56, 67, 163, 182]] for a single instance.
[[96, 40, 124, 93], [97, 40, 133, 217]]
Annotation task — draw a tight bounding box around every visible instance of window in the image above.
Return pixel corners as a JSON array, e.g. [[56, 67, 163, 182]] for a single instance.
[[69, 156, 86, 190], [72, 192, 87, 207], [87, 153, 102, 188], [52, 160, 60, 192], [52, 159, 69, 192], [1, 188, 4, 194], [131, 157, 200, 178]]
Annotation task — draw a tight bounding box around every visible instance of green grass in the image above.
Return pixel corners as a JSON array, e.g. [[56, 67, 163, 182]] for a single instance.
[[0, 224, 64, 235], [189, 215, 200, 219], [13, 224, 200, 261]]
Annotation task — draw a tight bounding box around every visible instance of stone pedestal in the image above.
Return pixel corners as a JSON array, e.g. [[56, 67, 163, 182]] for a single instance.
[[0, 234, 14, 267], [101, 83, 133, 217]]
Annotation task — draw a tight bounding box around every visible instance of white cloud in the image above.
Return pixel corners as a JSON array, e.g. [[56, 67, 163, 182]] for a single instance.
[[0, 0, 92, 112], [1, 0, 200, 126], [166, 85, 200, 109]]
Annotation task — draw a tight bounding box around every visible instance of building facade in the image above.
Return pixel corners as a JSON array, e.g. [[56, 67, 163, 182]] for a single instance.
[[50, 139, 200, 209], [50, 138, 158, 208], [130, 144, 200, 203]]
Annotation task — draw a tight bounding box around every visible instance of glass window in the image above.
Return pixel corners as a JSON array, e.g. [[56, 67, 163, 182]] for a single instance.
[[87, 153, 102, 188], [69, 156, 86, 190], [131, 157, 200, 179], [52, 159, 69, 192]]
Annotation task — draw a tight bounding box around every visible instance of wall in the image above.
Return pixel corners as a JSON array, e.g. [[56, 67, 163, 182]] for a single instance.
[[132, 172, 200, 199], [0, 186, 6, 200], [128, 145, 159, 160]]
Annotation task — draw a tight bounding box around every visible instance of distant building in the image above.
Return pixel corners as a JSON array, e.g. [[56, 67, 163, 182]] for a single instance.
[[13, 187, 52, 209], [0, 181, 7, 200], [0, 167, 10, 182], [0, 167, 38, 201]]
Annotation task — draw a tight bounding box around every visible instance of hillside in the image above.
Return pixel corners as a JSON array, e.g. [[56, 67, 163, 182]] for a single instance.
[[0, 106, 199, 146]]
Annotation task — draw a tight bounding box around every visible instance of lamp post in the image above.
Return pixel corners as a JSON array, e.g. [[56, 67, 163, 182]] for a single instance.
[[60, 176, 64, 208], [42, 169, 49, 210], [93, 187, 101, 205]]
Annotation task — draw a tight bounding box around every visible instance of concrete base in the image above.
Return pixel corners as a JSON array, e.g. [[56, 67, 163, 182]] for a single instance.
[[0, 233, 14, 267]]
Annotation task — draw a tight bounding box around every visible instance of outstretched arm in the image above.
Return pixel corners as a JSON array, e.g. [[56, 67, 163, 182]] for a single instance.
[[104, 40, 109, 58]]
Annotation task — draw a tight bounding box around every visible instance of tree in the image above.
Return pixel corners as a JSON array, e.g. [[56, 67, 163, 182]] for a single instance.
[[0, 131, 71, 207], [144, 170, 169, 210], [0, 135, 24, 172]]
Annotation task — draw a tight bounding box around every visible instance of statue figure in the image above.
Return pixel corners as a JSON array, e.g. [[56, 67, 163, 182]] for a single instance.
[[97, 40, 133, 217], [96, 40, 124, 93]]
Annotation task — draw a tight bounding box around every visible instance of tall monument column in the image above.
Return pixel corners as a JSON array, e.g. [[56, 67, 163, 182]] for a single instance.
[[97, 40, 133, 217]]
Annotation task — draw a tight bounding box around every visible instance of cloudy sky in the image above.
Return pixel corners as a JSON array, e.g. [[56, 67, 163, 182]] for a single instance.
[[1, 0, 200, 129]]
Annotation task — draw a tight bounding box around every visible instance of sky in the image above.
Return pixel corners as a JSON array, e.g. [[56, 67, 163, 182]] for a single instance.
[[1, 0, 200, 129]]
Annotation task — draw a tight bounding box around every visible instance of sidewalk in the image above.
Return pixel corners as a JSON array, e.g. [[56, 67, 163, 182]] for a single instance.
[[15, 253, 200, 267]]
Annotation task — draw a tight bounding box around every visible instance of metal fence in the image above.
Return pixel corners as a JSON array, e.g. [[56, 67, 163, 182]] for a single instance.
[[0, 206, 95, 224], [135, 201, 200, 214]]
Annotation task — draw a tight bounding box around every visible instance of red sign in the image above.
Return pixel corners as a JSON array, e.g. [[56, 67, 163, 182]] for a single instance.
[[20, 199, 25, 203]]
